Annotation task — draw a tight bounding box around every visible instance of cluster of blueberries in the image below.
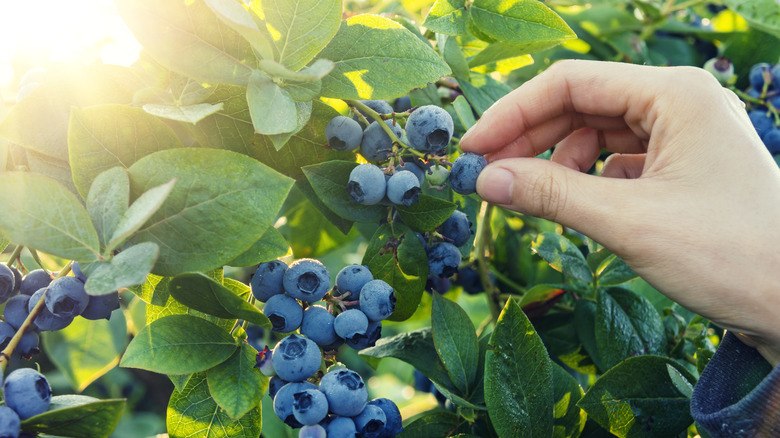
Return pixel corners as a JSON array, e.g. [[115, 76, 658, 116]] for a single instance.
[[745, 62, 780, 154], [420, 208, 474, 281], [0, 263, 120, 360], [0, 368, 52, 437], [251, 259, 403, 436]]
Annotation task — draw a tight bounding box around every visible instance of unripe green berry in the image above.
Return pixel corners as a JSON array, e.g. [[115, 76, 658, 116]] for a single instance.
[[703, 57, 735, 85], [426, 164, 449, 185]]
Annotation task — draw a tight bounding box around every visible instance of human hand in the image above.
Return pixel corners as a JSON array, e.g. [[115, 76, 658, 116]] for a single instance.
[[459, 60, 780, 364]]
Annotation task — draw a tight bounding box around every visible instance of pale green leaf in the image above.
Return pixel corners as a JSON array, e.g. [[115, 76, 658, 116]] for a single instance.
[[246, 71, 298, 135], [86, 167, 130, 249], [424, 0, 468, 36], [106, 179, 177, 253], [203, 0, 275, 59], [142, 103, 224, 125], [84, 242, 160, 295]]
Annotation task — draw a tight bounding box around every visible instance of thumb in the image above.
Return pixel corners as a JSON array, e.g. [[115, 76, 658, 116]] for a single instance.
[[476, 158, 630, 237]]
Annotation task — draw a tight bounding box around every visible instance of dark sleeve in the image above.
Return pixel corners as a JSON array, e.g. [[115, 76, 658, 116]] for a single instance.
[[691, 331, 780, 437]]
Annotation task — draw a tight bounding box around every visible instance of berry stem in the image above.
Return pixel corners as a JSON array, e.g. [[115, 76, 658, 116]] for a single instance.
[[4, 245, 23, 268], [345, 99, 427, 159], [29, 249, 50, 274], [732, 87, 766, 106], [0, 261, 73, 373], [474, 203, 501, 321]]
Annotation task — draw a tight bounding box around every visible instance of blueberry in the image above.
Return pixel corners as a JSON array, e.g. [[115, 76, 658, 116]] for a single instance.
[[359, 280, 395, 322], [439, 210, 473, 247], [80, 291, 120, 320], [415, 232, 429, 252], [0, 406, 20, 438], [20, 269, 51, 296], [4, 295, 30, 330], [749, 110, 775, 138], [347, 164, 387, 205], [0, 264, 16, 304], [413, 369, 433, 392], [334, 309, 369, 340], [299, 424, 327, 438], [250, 260, 288, 303], [396, 160, 425, 185], [2, 368, 51, 419], [354, 404, 387, 438], [293, 388, 329, 425], [274, 381, 317, 428], [387, 171, 421, 206], [271, 334, 322, 382], [17, 331, 39, 359], [353, 100, 393, 128], [268, 376, 287, 399], [27, 288, 73, 332], [326, 416, 358, 437], [406, 105, 454, 153], [255, 346, 276, 377], [263, 294, 303, 333], [9, 267, 21, 295], [326, 116, 363, 151], [455, 267, 493, 295], [772, 64, 780, 89], [449, 153, 487, 195], [345, 320, 381, 350], [321, 336, 345, 352], [750, 63, 772, 90], [748, 87, 763, 101], [763, 128, 780, 155], [301, 306, 339, 347], [360, 120, 402, 162], [319, 369, 368, 416], [769, 94, 780, 111], [393, 96, 412, 113], [45, 277, 88, 318], [283, 259, 330, 303], [427, 243, 462, 278], [426, 163, 449, 185], [369, 398, 404, 437], [71, 261, 87, 283], [702, 57, 734, 85], [335, 264, 373, 300], [0, 322, 14, 350], [425, 275, 451, 295]]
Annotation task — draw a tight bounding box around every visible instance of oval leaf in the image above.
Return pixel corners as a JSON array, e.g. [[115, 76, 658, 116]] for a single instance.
[[142, 102, 225, 125], [207, 343, 268, 420], [86, 167, 130, 249], [264, 0, 342, 71], [227, 226, 290, 267], [106, 178, 177, 253], [84, 242, 160, 295], [21, 395, 125, 438], [531, 232, 593, 283], [469, 0, 575, 46], [551, 363, 586, 438], [397, 195, 457, 232], [247, 71, 299, 135], [424, 0, 468, 36], [431, 293, 479, 396]]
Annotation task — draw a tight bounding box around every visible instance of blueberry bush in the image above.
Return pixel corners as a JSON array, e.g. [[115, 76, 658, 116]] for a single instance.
[[0, 0, 779, 437]]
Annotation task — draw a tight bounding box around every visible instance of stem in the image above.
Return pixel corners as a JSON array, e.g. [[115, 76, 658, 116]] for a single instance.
[[0, 262, 72, 373], [475, 203, 501, 321], [732, 87, 766, 106], [5, 245, 23, 267], [29, 249, 50, 274], [346, 99, 428, 160]]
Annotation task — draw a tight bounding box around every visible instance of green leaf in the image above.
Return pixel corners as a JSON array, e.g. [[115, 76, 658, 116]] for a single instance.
[[169, 272, 271, 329], [0, 173, 100, 261], [228, 227, 289, 267], [203, 0, 274, 59], [170, 374, 193, 394], [167, 373, 262, 438], [595, 288, 666, 370], [451, 95, 476, 130], [142, 103, 224, 125], [398, 411, 470, 437], [596, 254, 637, 286], [424, 0, 468, 36], [120, 314, 238, 374], [86, 168, 130, 249], [130, 274, 170, 306], [263, 0, 342, 71], [573, 299, 604, 372], [362, 222, 427, 321], [578, 356, 696, 438], [531, 232, 593, 283], [456, 72, 512, 116], [467, 41, 540, 68], [105, 178, 176, 253], [41, 311, 127, 392], [485, 299, 553, 438], [266, 100, 313, 150], [279, 189, 357, 257], [21, 395, 125, 438], [257, 58, 335, 83], [431, 294, 479, 395], [302, 161, 387, 223], [397, 194, 457, 232], [84, 242, 160, 295], [723, 0, 780, 39], [319, 14, 451, 100], [116, 0, 256, 85], [296, 180, 354, 235], [207, 343, 268, 420], [551, 363, 586, 438], [68, 104, 183, 198], [0, 65, 143, 162], [469, 0, 575, 46], [127, 148, 294, 276], [437, 34, 470, 80], [246, 71, 299, 135], [144, 282, 237, 333]]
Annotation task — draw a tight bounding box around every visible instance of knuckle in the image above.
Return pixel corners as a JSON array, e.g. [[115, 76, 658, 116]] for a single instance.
[[527, 169, 567, 221]]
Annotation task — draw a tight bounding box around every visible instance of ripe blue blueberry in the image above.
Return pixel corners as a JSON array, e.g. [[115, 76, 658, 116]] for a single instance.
[[763, 128, 780, 155], [360, 120, 402, 162], [27, 288, 73, 332], [439, 210, 473, 247], [359, 280, 396, 322], [353, 100, 393, 128], [321, 336, 345, 352], [301, 305, 339, 347], [71, 261, 88, 283], [750, 63, 772, 90], [0, 322, 14, 350], [9, 267, 21, 295], [334, 309, 369, 340], [772, 64, 780, 89], [346, 321, 381, 350], [396, 160, 425, 185], [387, 171, 421, 206], [326, 416, 358, 438], [245, 324, 265, 352], [268, 376, 287, 399], [425, 275, 451, 295], [274, 381, 317, 428], [406, 105, 454, 153], [255, 346, 276, 377], [319, 369, 368, 416], [283, 259, 330, 303], [335, 264, 373, 300], [370, 398, 404, 438], [347, 163, 387, 205], [293, 388, 329, 425], [298, 424, 327, 438], [263, 294, 303, 333], [426, 163, 449, 185], [45, 277, 88, 318], [427, 242, 462, 278], [456, 267, 494, 295], [4, 294, 30, 330], [251, 260, 288, 303], [17, 331, 40, 359], [415, 232, 428, 252], [749, 110, 775, 138], [20, 269, 51, 296], [393, 95, 412, 113], [2, 368, 51, 419], [449, 153, 487, 195], [0, 264, 15, 304], [0, 406, 20, 438], [80, 291, 120, 320], [413, 369, 433, 392], [326, 116, 364, 151], [354, 404, 387, 438], [271, 334, 322, 382]]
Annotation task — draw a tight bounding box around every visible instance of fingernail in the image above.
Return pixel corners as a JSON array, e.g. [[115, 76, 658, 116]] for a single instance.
[[478, 167, 514, 205]]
